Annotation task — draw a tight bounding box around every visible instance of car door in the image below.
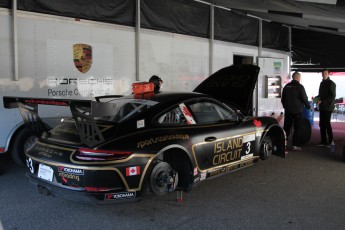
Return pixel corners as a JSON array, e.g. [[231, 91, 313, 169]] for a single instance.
[[184, 99, 257, 172]]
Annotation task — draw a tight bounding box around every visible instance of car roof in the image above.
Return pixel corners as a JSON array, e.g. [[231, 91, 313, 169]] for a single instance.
[[122, 91, 208, 103]]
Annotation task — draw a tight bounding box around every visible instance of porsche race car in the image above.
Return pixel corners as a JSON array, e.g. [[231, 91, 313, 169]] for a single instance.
[[4, 65, 286, 204]]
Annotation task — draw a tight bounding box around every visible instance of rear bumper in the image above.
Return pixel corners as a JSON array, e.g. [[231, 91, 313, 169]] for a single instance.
[[27, 173, 141, 204]]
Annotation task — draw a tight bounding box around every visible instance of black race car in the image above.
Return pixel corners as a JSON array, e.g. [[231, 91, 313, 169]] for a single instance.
[[4, 65, 286, 204]]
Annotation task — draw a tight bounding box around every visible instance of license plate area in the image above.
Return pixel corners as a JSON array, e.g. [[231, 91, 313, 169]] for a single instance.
[[38, 164, 54, 182]]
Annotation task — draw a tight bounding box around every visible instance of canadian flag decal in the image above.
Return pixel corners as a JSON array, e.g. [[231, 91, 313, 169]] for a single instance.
[[126, 166, 141, 176]]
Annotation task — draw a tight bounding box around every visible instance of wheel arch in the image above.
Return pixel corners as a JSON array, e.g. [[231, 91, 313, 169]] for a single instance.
[[8, 121, 50, 165], [7, 122, 26, 152], [149, 145, 194, 193]]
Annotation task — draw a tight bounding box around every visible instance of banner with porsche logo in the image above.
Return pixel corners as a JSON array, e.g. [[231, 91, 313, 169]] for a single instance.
[[73, 44, 93, 74], [47, 40, 115, 98]]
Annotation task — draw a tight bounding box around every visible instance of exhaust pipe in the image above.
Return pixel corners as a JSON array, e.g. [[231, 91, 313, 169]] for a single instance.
[[37, 185, 51, 196]]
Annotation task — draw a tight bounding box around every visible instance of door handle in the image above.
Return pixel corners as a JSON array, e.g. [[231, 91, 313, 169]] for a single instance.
[[205, 136, 217, 142]]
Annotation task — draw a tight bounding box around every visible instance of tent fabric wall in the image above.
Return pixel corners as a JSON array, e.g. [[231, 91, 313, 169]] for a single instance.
[[262, 21, 289, 51], [141, 0, 210, 38], [6, 0, 136, 27], [214, 8, 258, 46], [292, 28, 345, 72], [0, 0, 9, 8], [0, 0, 289, 52]]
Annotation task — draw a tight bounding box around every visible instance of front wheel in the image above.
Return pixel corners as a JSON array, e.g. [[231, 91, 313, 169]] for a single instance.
[[260, 135, 273, 160], [11, 127, 38, 166], [149, 162, 178, 196]]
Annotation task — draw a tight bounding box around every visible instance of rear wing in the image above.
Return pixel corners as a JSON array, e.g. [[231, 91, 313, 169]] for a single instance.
[[3, 96, 116, 148]]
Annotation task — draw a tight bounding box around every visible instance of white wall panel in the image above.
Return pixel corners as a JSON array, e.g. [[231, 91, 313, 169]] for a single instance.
[[140, 30, 209, 92]]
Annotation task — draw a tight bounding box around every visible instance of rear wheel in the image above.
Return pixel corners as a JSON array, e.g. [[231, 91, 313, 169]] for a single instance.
[[149, 162, 178, 196], [11, 127, 38, 166]]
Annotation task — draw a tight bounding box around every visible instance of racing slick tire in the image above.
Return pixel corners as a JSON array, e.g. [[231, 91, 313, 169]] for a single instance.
[[149, 162, 178, 196], [299, 118, 312, 145], [11, 127, 38, 166], [260, 135, 273, 160]]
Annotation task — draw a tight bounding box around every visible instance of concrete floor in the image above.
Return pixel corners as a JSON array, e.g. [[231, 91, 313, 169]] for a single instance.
[[0, 112, 345, 229], [308, 111, 345, 156]]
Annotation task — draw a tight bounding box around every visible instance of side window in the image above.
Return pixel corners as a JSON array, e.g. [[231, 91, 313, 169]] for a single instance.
[[157, 107, 187, 125], [189, 101, 236, 124]]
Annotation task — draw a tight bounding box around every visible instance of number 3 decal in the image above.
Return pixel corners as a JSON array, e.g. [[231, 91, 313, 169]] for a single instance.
[[245, 142, 251, 154], [26, 158, 34, 173]]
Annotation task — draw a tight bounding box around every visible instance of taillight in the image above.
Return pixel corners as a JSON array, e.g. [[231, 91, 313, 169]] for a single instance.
[[76, 148, 132, 161]]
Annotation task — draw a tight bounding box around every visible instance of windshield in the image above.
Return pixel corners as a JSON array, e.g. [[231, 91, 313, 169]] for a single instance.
[[96, 98, 158, 122]]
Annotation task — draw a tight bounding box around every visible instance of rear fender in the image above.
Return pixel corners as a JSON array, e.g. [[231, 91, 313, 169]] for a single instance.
[[147, 145, 194, 192]]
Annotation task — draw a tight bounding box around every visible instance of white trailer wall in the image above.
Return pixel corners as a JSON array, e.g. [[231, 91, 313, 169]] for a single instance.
[[0, 8, 292, 105], [0, 10, 136, 100], [0, 8, 291, 153], [140, 30, 209, 92]]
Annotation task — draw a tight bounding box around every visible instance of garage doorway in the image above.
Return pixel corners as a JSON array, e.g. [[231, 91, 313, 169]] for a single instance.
[[233, 55, 254, 65]]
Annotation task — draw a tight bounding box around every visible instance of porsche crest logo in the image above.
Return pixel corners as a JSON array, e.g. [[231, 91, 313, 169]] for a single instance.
[[73, 44, 92, 73]]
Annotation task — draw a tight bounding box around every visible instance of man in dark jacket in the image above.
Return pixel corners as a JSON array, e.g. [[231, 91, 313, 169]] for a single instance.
[[281, 72, 312, 151], [315, 69, 336, 147]]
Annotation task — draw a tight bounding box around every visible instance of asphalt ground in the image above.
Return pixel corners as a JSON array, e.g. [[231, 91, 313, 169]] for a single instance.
[[0, 116, 345, 230]]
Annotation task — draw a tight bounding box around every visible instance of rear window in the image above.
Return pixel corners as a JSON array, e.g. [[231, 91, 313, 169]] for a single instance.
[[96, 98, 158, 122]]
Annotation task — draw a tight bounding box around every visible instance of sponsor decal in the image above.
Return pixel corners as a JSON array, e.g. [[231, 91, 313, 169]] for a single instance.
[[58, 166, 84, 175], [212, 137, 243, 166], [34, 146, 64, 158], [209, 160, 254, 177], [58, 172, 80, 182], [193, 167, 198, 176], [179, 103, 196, 124], [105, 192, 136, 200], [200, 172, 206, 181], [137, 119, 145, 129], [137, 134, 189, 149], [241, 134, 255, 159], [253, 119, 262, 127], [73, 43, 92, 73], [126, 166, 140, 176], [241, 153, 254, 160], [243, 134, 255, 143]]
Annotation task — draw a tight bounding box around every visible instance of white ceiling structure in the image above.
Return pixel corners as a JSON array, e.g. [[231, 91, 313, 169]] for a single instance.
[[201, 0, 345, 36]]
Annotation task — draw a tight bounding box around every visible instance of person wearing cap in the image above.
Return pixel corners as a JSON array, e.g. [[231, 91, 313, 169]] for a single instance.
[[149, 75, 163, 93]]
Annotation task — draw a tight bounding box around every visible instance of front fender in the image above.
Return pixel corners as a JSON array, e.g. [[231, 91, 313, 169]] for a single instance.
[[260, 124, 286, 157]]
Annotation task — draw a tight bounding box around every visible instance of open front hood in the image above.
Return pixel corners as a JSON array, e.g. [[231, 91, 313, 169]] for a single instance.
[[193, 64, 260, 115]]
